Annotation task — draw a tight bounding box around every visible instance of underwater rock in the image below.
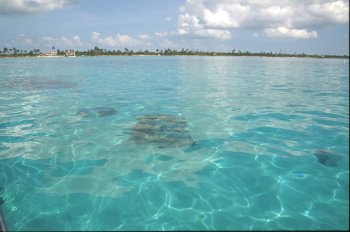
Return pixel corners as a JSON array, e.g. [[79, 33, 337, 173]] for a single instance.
[[76, 107, 117, 118], [131, 115, 195, 148], [314, 149, 343, 167], [94, 107, 117, 117]]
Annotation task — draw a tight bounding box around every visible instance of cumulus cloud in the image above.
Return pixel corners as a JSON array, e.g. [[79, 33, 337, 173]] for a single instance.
[[0, 0, 79, 15], [264, 27, 318, 39], [178, 12, 232, 40], [42, 35, 83, 48], [138, 34, 151, 40], [91, 32, 151, 48], [177, 0, 349, 39]]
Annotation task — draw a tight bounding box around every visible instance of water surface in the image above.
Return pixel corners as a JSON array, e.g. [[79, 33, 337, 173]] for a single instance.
[[0, 56, 349, 230]]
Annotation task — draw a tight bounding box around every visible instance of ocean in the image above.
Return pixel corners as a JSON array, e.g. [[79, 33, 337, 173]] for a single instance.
[[0, 56, 348, 230]]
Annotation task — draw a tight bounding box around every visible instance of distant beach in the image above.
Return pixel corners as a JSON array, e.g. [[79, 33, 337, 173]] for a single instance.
[[1, 47, 349, 59]]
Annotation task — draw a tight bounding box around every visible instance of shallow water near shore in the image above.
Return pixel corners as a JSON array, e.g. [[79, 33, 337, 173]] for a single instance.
[[0, 56, 349, 230]]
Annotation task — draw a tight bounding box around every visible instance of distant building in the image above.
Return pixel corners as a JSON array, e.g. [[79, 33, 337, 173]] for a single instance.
[[65, 50, 76, 57], [42, 50, 57, 56]]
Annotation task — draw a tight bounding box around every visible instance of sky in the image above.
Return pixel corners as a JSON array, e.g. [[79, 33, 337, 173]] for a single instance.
[[0, 0, 348, 55]]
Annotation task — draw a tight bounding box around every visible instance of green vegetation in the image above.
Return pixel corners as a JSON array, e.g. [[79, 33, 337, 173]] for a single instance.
[[0, 46, 348, 59], [0, 47, 41, 57]]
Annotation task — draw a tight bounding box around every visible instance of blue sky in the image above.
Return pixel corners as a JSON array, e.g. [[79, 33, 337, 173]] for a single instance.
[[0, 0, 348, 55]]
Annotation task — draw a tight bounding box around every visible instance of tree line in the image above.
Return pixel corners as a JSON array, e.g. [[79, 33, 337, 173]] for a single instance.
[[0, 47, 41, 56], [0, 46, 348, 59]]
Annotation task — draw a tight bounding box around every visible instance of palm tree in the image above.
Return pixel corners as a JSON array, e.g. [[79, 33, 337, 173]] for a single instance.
[[3, 47, 8, 54], [33, 49, 41, 55]]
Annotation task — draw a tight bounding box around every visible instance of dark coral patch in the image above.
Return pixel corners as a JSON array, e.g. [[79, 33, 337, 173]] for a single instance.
[[94, 107, 117, 117], [131, 115, 195, 148], [314, 149, 343, 167]]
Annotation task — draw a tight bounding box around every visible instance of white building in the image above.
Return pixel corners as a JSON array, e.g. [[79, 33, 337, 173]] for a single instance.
[[42, 50, 57, 56], [65, 50, 76, 57]]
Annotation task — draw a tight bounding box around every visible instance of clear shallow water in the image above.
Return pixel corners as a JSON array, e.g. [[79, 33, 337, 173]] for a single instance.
[[0, 56, 348, 230]]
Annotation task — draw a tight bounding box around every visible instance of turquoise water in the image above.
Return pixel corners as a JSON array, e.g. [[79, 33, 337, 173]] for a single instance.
[[0, 56, 348, 230]]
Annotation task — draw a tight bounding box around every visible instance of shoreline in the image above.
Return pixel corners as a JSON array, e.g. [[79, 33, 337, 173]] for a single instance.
[[0, 54, 348, 59]]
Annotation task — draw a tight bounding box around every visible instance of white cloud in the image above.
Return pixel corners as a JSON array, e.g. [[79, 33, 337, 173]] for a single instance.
[[155, 32, 168, 37], [178, 12, 232, 40], [177, 0, 349, 39], [91, 32, 149, 48], [307, 1, 349, 26], [138, 34, 151, 40], [202, 3, 249, 28], [195, 28, 231, 40], [42, 35, 83, 48], [62, 35, 83, 47], [264, 27, 318, 39], [165, 16, 172, 22], [0, 0, 78, 15]]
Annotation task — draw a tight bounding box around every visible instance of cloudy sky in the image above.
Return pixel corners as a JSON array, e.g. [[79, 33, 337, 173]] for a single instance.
[[0, 0, 348, 55]]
